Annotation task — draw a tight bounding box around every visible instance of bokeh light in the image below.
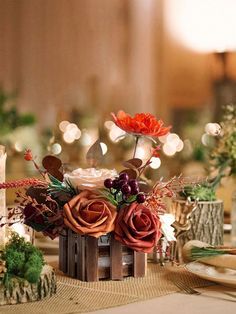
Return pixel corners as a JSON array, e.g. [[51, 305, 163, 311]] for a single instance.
[[100, 142, 108, 155], [150, 157, 161, 169], [51, 143, 62, 155]]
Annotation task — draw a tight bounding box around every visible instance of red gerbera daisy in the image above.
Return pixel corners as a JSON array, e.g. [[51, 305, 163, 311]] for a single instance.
[[111, 111, 171, 138]]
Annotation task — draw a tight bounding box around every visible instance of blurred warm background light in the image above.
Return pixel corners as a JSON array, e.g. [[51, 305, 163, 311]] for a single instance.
[[0, 0, 235, 215], [166, 0, 236, 53]]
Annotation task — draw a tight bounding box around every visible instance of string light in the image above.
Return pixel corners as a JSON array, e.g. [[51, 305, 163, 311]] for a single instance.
[[159, 132, 184, 156], [163, 143, 176, 156], [205, 123, 221, 136], [59, 121, 82, 143], [59, 120, 70, 132], [63, 132, 75, 144], [167, 133, 180, 146], [14, 142, 23, 152], [104, 121, 114, 130], [74, 129, 81, 139], [51, 143, 62, 155], [201, 133, 211, 146], [150, 157, 161, 169], [176, 139, 184, 152], [158, 134, 169, 143]]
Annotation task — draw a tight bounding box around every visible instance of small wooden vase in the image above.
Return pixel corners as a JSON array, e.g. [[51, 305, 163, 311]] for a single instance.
[[59, 229, 146, 282], [172, 199, 224, 246]]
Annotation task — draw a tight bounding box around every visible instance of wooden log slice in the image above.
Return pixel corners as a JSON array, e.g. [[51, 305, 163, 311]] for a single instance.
[[0, 264, 56, 305], [173, 200, 224, 246]]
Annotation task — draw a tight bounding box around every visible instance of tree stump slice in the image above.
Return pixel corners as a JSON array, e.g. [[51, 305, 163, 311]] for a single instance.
[[0, 265, 56, 306], [174, 200, 224, 247]]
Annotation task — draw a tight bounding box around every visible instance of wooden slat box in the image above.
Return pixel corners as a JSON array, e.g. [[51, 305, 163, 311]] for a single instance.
[[59, 229, 146, 282]]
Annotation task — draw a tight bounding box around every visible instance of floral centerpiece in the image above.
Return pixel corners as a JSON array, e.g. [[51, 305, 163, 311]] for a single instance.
[[1, 111, 179, 281]]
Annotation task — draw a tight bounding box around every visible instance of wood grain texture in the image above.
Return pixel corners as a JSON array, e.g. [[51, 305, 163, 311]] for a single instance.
[[59, 233, 68, 273], [0, 265, 56, 306], [175, 200, 224, 246], [133, 252, 146, 277], [77, 235, 86, 281], [86, 236, 98, 282], [110, 235, 123, 280], [59, 232, 146, 281], [67, 229, 76, 278]]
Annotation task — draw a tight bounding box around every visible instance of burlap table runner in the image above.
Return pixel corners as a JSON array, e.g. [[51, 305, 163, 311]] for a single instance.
[[0, 262, 212, 314]]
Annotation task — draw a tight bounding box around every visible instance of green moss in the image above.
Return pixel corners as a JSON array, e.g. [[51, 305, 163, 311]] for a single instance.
[[1, 233, 44, 284]]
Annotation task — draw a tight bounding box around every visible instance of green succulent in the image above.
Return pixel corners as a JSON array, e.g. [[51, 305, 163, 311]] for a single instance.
[[181, 184, 216, 202]]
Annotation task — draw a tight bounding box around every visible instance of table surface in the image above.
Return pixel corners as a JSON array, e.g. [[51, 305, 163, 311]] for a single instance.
[[87, 288, 236, 314], [44, 255, 236, 314]]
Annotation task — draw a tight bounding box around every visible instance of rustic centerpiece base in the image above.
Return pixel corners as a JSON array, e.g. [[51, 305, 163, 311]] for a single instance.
[[59, 229, 146, 282], [172, 200, 224, 246], [0, 265, 56, 306]]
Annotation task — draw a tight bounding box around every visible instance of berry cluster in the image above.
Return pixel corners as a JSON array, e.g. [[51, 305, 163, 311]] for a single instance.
[[104, 173, 146, 203]]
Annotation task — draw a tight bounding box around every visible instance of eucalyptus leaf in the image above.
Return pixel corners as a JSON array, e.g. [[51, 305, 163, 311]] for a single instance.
[[42, 155, 62, 170], [122, 158, 143, 169], [86, 139, 103, 167], [120, 168, 138, 179]]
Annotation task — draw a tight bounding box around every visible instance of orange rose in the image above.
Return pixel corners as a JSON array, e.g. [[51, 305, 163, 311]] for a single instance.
[[114, 202, 162, 253], [111, 111, 171, 138], [63, 190, 117, 237]]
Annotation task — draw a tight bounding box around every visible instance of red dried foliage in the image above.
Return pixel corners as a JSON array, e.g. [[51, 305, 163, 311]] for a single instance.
[[0, 178, 46, 189], [1, 188, 65, 239], [145, 175, 206, 214]]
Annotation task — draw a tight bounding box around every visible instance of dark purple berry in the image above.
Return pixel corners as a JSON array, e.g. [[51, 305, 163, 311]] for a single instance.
[[136, 193, 146, 203], [118, 179, 127, 188], [112, 179, 120, 189], [119, 172, 129, 181], [129, 179, 138, 189], [121, 184, 131, 195], [131, 186, 140, 195], [104, 178, 114, 189]]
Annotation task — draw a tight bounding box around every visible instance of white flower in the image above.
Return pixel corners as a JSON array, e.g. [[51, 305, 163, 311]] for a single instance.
[[159, 214, 176, 242], [64, 167, 117, 190]]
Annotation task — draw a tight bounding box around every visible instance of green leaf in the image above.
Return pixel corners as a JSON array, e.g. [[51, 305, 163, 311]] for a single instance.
[[191, 247, 226, 260], [48, 173, 62, 185], [47, 174, 76, 197], [126, 195, 137, 203], [99, 189, 118, 206]]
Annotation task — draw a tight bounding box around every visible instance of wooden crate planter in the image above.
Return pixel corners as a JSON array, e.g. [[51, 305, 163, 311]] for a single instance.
[[59, 229, 146, 282]]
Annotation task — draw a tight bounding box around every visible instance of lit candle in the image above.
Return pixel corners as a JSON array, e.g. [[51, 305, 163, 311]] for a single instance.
[[0, 146, 6, 249], [11, 223, 31, 242]]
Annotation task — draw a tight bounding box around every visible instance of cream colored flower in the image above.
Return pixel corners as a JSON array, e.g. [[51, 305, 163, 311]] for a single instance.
[[64, 167, 117, 190]]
